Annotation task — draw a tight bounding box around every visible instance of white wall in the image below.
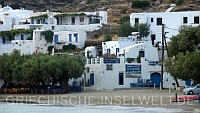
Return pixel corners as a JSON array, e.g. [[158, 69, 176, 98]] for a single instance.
[[85, 57, 187, 90], [98, 11, 107, 24], [54, 30, 86, 48], [130, 11, 200, 42], [124, 43, 159, 61], [0, 40, 35, 55], [102, 41, 119, 54]]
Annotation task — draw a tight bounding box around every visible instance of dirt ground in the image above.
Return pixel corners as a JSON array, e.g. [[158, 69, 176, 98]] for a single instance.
[[0, 89, 199, 111]]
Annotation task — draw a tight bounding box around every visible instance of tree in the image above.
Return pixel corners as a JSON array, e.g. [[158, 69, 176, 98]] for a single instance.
[[132, 0, 150, 8], [117, 21, 133, 37], [175, 51, 200, 84], [0, 51, 85, 93], [168, 25, 200, 57], [133, 23, 150, 40], [165, 25, 200, 85]]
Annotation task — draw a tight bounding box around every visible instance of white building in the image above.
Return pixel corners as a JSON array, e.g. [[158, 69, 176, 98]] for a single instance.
[[0, 5, 107, 55], [0, 29, 87, 55], [0, 5, 33, 31], [85, 42, 187, 90], [130, 5, 200, 43]]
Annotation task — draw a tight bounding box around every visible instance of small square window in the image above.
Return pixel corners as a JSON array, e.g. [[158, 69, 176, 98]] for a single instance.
[[106, 64, 113, 70]]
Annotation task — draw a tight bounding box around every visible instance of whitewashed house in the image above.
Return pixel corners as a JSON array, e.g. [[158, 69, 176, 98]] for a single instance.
[[0, 5, 33, 31], [84, 37, 187, 90], [13, 10, 107, 31], [0, 5, 107, 55], [130, 5, 200, 43]]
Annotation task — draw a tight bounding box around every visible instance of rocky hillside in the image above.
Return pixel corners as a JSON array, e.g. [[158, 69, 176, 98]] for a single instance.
[[1, 0, 200, 25], [1, 0, 200, 40]]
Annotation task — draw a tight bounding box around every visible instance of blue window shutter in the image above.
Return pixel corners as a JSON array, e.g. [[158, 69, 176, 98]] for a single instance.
[[90, 73, 94, 85], [31, 19, 34, 24], [74, 34, 78, 42], [37, 19, 40, 24], [54, 35, 58, 44], [2, 37, 6, 44], [43, 19, 45, 24], [116, 48, 119, 56], [21, 35, 24, 40], [107, 49, 110, 54], [69, 34, 72, 42]]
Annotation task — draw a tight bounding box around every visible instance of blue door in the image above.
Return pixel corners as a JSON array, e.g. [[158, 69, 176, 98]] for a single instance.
[[2, 37, 6, 44], [116, 48, 119, 56], [150, 73, 161, 87], [69, 34, 72, 42], [90, 73, 94, 85], [21, 35, 24, 40], [54, 35, 58, 44], [185, 80, 191, 86], [31, 19, 34, 24], [74, 34, 78, 42], [43, 19, 45, 24], [107, 49, 110, 54]]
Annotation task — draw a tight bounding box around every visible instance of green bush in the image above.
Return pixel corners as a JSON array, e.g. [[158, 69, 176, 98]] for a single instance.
[[120, 16, 130, 24], [104, 33, 112, 41], [132, 0, 150, 8], [176, 0, 183, 6]]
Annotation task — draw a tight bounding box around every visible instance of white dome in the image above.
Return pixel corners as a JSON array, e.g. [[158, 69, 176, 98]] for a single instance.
[[0, 5, 13, 12]]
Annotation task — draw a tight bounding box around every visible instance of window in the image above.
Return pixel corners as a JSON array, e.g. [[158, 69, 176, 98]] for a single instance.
[[194, 16, 199, 24], [95, 19, 100, 23], [74, 34, 78, 42], [183, 17, 187, 24], [157, 18, 162, 25], [106, 64, 113, 70], [80, 17, 84, 22], [90, 73, 94, 85], [135, 18, 139, 23], [21, 35, 24, 40], [151, 18, 153, 22], [151, 34, 156, 45], [119, 73, 124, 85], [139, 51, 145, 57], [37, 19, 40, 24], [69, 34, 72, 42], [54, 35, 58, 44], [86, 67, 90, 73], [116, 48, 119, 56], [31, 19, 34, 24], [107, 49, 110, 54], [72, 17, 75, 25], [52, 26, 55, 30]]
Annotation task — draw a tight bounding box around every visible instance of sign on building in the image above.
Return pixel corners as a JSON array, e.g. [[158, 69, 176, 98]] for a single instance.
[[125, 65, 141, 78], [118, 37, 133, 41]]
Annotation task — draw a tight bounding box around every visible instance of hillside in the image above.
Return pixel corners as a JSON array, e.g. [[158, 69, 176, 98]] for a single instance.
[[1, 0, 200, 40], [1, 0, 200, 25]]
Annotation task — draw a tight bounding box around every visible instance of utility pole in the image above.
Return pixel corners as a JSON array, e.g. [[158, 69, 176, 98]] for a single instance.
[[161, 24, 165, 90]]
